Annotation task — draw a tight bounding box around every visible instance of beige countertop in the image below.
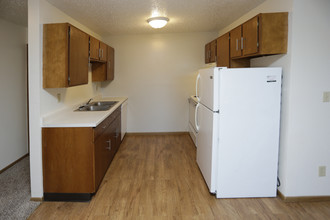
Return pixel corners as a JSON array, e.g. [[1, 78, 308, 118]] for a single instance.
[[42, 97, 128, 128]]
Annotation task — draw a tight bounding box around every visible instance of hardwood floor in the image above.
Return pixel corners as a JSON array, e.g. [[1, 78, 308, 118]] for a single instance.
[[29, 134, 330, 219]]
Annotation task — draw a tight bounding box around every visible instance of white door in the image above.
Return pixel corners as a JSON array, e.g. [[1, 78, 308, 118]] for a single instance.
[[196, 103, 218, 193]]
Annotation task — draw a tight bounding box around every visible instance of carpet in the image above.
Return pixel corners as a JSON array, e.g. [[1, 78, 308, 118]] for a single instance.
[[0, 156, 40, 219]]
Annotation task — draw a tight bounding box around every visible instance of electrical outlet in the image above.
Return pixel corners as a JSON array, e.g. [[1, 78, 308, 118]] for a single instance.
[[57, 93, 61, 103], [323, 92, 330, 102], [319, 166, 326, 177]]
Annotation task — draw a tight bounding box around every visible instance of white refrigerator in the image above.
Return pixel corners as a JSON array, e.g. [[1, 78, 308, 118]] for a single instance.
[[195, 67, 282, 198]]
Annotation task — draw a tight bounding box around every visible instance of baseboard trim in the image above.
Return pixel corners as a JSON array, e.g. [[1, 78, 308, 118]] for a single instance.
[[0, 153, 29, 174], [278, 190, 330, 202], [44, 193, 93, 202], [126, 132, 189, 136], [30, 197, 43, 202]]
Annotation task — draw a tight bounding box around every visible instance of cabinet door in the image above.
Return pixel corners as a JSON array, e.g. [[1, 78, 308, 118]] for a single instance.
[[99, 42, 107, 62], [230, 26, 242, 58], [209, 40, 217, 63], [114, 115, 121, 153], [42, 127, 94, 193], [90, 36, 100, 60], [107, 46, 114, 81], [216, 33, 230, 67], [94, 130, 112, 189], [242, 15, 259, 56], [205, 43, 210, 63], [69, 26, 89, 86]]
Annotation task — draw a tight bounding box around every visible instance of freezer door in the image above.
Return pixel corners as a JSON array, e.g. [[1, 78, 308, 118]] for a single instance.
[[198, 68, 219, 111], [196, 104, 219, 193]]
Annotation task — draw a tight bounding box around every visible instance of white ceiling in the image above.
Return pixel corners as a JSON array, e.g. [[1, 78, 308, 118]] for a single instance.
[[0, 0, 266, 35], [0, 0, 27, 26]]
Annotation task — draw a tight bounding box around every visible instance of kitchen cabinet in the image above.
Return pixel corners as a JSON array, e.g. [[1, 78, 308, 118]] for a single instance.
[[42, 108, 121, 201], [43, 23, 89, 88], [229, 26, 242, 58], [90, 36, 107, 62], [205, 40, 217, 64], [216, 33, 230, 67], [230, 12, 288, 59], [92, 45, 115, 82], [107, 46, 115, 81], [216, 32, 250, 68]]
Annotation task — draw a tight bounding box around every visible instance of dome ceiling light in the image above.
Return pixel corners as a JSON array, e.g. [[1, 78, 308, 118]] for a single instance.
[[147, 17, 169, 29]]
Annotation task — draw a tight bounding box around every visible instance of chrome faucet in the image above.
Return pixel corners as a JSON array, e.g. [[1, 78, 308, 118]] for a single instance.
[[86, 98, 93, 105]]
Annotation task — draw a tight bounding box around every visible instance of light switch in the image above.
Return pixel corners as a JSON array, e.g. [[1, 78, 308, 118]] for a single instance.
[[57, 93, 61, 103], [319, 166, 326, 177], [323, 92, 330, 102]]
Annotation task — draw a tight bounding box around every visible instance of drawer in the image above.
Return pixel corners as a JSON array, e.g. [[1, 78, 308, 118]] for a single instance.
[[94, 107, 121, 140]]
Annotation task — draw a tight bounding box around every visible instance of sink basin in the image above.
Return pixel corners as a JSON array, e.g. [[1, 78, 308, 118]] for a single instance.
[[90, 101, 118, 106], [76, 105, 111, 111], [75, 101, 118, 111]]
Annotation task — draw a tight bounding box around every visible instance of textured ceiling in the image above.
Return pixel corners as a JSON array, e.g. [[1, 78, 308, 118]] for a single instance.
[[46, 0, 265, 35], [0, 0, 266, 35], [0, 0, 27, 26]]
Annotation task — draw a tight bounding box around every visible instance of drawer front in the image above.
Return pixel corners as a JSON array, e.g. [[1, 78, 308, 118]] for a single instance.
[[94, 108, 121, 140]]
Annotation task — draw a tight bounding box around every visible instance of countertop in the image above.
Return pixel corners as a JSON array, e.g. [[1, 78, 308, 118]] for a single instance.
[[42, 97, 128, 128]]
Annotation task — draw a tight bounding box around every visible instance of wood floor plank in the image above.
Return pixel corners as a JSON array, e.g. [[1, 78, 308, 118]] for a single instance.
[[29, 134, 330, 219]]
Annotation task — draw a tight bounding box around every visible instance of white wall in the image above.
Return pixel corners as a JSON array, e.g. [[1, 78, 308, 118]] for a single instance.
[[278, 0, 330, 197], [218, 0, 330, 197], [0, 19, 28, 170], [28, 0, 104, 198], [102, 32, 217, 132]]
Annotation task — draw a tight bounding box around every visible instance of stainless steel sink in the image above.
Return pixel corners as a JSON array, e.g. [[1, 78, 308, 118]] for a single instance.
[[75, 101, 118, 111], [90, 101, 118, 106]]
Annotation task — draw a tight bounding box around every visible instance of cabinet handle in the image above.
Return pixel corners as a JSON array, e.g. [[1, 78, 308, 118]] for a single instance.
[[236, 39, 238, 51], [106, 139, 111, 150], [241, 37, 244, 50], [101, 49, 103, 58]]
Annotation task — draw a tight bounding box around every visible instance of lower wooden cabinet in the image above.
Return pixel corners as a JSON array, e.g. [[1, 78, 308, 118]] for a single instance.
[[42, 108, 121, 201]]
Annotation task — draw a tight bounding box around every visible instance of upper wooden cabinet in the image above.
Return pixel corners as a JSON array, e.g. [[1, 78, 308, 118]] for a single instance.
[[92, 45, 115, 82], [107, 46, 115, 81], [230, 26, 243, 58], [43, 23, 89, 88], [205, 40, 217, 64], [230, 12, 288, 59], [90, 36, 107, 62], [216, 33, 230, 67]]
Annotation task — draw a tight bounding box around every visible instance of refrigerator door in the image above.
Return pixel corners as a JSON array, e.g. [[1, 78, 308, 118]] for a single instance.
[[196, 103, 219, 193], [216, 67, 282, 198], [197, 68, 220, 111]]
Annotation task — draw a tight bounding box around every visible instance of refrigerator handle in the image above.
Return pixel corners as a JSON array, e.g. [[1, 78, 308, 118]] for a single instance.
[[195, 73, 200, 101], [195, 102, 200, 131]]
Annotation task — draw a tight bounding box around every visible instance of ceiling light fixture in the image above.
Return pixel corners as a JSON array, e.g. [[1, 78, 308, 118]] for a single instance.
[[147, 17, 169, 29]]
